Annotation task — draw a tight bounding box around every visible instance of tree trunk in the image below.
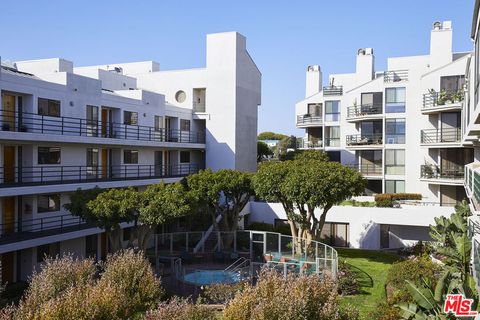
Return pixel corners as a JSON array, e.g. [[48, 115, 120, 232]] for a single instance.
[[107, 227, 123, 252], [136, 224, 153, 252]]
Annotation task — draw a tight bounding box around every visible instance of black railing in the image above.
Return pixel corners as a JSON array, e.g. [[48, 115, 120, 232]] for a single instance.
[[323, 85, 343, 96], [0, 110, 205, 144], [346, 104, 382, 119], [422, 90, 464, 109], [346, 134, 383, 146], [345, 164, 382, 176], [296, 114, 323, 126], [383, 70, 408, 82], [0, 164, 198, 187], [420, 164, 464, 180], [420, 128, 461, 144], [0, 213, 93, 244]]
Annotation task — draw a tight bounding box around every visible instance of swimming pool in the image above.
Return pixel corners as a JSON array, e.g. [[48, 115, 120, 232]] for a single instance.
[[182, 270, 244, 286]]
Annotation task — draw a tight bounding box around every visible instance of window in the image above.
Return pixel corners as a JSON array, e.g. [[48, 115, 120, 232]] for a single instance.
[[180, 119, 191, 131], [37, 194, 60, 213], [385, 119, 405, 144], [123, 111, 138, 125], [37, 242, 60, 263], [360, 120, 383, 136], [325, 126, 340, 147], [180, 151, 190, 163], [325, 101, 340, 121], [307, 103, 322, 116], [38, 147, 60, 164], [385, 149, 405, 175], [385, 87, 406, 113], [440, 75, 465, 92], [385, 180, 405, 193], [86, 105, 98, 137], [320, 222, 349, 247], [175, 90, 186, 103], [38, 98, 61, 117], [86, 148, 99, 177], [123, 150, 138, 164], [154, 116, 163, 131]]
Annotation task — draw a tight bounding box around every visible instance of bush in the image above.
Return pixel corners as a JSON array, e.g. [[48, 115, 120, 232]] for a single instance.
[[200, 282, 246, 304], [337, 261, 360, 295], [375, 199, 395, 208], [374, 193, 422, 202], [146, 297, 217, 320], [366, 302, 400, 320], [96, 249, 163, 318], [223, 269, 341, 320], [338, 305, 360, 320], [385, 256, 442, 304], [16, 254, 96, 318]]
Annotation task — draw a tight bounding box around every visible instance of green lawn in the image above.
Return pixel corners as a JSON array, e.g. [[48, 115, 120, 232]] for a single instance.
[[337, 248, 400, 317]]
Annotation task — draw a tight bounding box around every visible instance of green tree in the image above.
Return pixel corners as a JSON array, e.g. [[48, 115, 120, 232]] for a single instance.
[[137, 182, 192, 250], [257, 131, 288, 141], [254, 160, 365, 250], [186, 169, 253, 247], [276, 135, 297, 159], [281, 149, 330, 162], [257, 141, 273, 162]]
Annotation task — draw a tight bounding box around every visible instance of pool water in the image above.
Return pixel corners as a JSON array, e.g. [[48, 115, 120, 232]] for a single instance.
[[182, 270, 243, 286]]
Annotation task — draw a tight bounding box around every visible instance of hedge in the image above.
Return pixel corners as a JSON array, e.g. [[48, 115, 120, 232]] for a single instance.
[[374, 193, 422, 202]]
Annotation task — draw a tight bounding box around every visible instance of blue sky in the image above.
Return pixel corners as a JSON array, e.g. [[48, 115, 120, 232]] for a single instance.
[[0, 1, 475, 135]]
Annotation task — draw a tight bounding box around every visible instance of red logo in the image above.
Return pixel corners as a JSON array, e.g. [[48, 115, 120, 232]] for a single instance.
[[443, 294, 478, 317]]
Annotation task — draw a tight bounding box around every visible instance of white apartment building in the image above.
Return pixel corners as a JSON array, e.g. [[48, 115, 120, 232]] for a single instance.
[[0, 31, 261, 283], [295, 21, 471, 207]]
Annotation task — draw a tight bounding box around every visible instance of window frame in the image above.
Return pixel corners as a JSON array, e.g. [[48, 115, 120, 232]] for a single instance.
[[38, 147, 61, 165], [385, 149, 405, 175], [385, 118, 406, 144], [123, 150, 139, 164], [385, 180, 405, 193], [385, 87, 406, 113], [38, 98, 61, 117], [37, 194, 61, 213], [180, 119, 191, 131], [123, 111, 138, 126]]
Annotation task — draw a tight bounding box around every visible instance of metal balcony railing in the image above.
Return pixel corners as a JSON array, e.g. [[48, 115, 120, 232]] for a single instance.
[[346, 104, 382, 119], [0, 213, 92, 244], [423, 90, 464, 109], [296, 114, 323, 126], [420, 164, 464, 180], [323, 85, 343, 96], [346, 134, 383, 146], [297, 139, 323, 149], [420, 128, 461, 144], [345, 164, 382, 176], [0, 111, 205, 144], [383, 70, 408, 82], [0, 164, 198, 187]]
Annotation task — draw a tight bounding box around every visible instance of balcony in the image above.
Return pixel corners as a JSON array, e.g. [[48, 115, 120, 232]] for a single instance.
[[346, 134, 383, 149], [465, 163, 480, 210], [0, 111, 205, 144], [0, 164, 198, 188], [346, 104, 382, 122], [420, 128, 461, 146], [383, 70, 408, 82], [0, 213, 93, 245], [297, 139, 323, 149], [323, 85, 343, 96], [345, 164, 382, 177], [422, 90, 464, 114], [420, 164, 464, 185], [296, 114, 323, 128]]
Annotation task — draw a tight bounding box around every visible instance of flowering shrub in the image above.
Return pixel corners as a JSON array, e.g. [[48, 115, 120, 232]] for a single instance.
[[8, 250, 162, 320], [200, 281, 246, 304], [337, 261, 359, 295], [366, 302, 400, 320], [223, 269, 348, 320], [146, 297, 217, 320]]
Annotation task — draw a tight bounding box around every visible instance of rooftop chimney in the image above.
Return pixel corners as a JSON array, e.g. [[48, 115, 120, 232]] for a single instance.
[[356, 48, 374, 84], [429, 21, 452, 69], [305, 65, 322, 98]]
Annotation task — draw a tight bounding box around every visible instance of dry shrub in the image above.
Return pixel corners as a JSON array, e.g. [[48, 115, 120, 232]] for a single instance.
[[11, 249, 162, 320], [223, 269, 344, 320], [146, 297, 217, 320], [200, 281, 246, 304], [96, 249, 163, 317], [16, 254, 96, 319]]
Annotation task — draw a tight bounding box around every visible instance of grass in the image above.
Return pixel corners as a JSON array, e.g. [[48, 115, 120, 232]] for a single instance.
[[337, 248, 400, 317]]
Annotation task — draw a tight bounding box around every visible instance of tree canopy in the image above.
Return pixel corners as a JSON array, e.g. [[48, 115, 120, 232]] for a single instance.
[[257, 131, 288, 141], [257, 141, 273, 162]]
